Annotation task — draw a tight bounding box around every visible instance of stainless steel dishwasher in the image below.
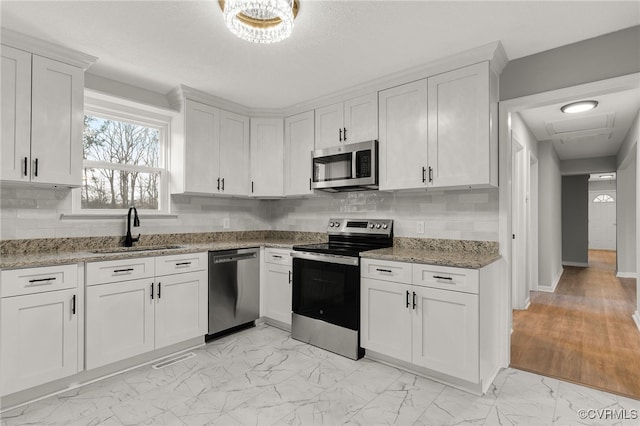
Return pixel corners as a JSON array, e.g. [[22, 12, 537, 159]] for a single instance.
[[207, 248, 260, 337]]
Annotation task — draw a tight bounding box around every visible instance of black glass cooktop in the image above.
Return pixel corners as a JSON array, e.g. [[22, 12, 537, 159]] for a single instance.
[[293, 242, 388, 257]]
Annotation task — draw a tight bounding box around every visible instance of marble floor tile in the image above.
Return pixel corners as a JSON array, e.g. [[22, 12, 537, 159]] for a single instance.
[[2, 324, 638, 426]]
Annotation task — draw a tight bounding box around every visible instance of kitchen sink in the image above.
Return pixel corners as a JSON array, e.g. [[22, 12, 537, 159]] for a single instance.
[[91, 245, 184, 254]]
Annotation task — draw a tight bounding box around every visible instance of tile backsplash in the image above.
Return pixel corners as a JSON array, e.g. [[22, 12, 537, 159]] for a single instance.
[[1, 186, 498, 241]]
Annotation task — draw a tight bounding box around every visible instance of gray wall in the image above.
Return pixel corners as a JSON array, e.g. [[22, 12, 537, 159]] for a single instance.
[[562, 175, 589, 265], [500, 26, 640, 101], [538, 141, 564, 288]]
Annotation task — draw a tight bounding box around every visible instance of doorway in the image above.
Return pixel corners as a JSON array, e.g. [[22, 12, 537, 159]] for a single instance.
[[498, 74, 640, 394]]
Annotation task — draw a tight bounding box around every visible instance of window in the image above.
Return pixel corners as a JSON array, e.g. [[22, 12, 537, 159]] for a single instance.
[[592, 194, 615, 203], [74, 94, 171, 214]]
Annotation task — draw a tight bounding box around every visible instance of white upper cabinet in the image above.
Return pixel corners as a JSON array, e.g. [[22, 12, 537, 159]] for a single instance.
[[250, 118, 284, 197], [378, 79, 429, 191], [219, 110, 250, 196], [428, 62, 497, 188], [314, 93, 378, 149], [284, 111, 314, 196], [1, 46, 84, 187], [379, 62, 498, 191], [173, 100, 249, 196], [181, 100, 220, 194], [1, 46, 31, 183]]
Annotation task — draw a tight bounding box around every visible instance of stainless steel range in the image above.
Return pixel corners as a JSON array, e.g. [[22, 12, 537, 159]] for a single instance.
[[291, 218, 393, 359]]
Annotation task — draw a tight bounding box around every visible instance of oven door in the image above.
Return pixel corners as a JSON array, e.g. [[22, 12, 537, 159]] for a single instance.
[[291, 252, 360, 331]]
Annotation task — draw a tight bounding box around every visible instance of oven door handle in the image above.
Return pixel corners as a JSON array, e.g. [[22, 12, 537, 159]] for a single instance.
[[291, 251, 359, 267]]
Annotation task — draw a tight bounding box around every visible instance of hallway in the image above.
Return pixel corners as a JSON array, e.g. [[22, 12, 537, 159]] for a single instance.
[[510, 250, 640, 399]]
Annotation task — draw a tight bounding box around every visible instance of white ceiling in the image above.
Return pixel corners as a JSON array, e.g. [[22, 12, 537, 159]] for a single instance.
[[1, 0, 638, 110], [519, 89, 640, 160]]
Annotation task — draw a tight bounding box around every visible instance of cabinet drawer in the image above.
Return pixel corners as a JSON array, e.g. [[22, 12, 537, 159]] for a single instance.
[[264, 248, 292, 266], [86, 257, 154, 286], [412, 264, 479, 294], [361, 259, 412, 284], [1, 264, 79, 297], [155, 252, 207, 276]]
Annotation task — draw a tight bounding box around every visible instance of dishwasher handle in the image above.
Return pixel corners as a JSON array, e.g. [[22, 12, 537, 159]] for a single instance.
[[212, 252, 257, 264]]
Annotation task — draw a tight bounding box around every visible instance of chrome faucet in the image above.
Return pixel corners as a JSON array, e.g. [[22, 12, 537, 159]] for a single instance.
[[124, 206, 140, 247]]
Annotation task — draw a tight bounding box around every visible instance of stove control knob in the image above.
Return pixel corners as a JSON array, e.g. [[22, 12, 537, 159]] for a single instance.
[[376, 223, 381, 229], [382, 223, 388, 229], [329, 222, 333, 227], [369, 223, 374, 229]]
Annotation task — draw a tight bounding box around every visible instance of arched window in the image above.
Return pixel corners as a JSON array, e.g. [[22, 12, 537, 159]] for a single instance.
[[592, 194, 615, 203]]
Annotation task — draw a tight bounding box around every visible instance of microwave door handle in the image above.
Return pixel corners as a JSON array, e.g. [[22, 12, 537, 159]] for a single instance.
[[352, 152, 357, 179]]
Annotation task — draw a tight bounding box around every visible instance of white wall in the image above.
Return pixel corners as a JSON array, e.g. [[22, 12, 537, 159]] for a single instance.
[[617, 156, 636, 275], [271, 189, 499, 241], [0, 187, 271, 239], [561, 156, 617, 175], [538, 140, 563, 290]]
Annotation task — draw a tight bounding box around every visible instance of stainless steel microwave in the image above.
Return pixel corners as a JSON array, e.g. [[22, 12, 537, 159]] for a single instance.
[[311, 140, 378, 192]]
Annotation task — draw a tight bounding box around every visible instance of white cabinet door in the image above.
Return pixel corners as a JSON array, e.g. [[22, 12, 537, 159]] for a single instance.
[[284, 111, 314, 196], [1, 288, 78, 395], [30, 55, 84, 187], [86, 279, 155, 369], [378, 79, 429, 191], [155, 270, 208, 348], [343, 93, 378, 144], [183, 100, 220, 194], [412, 286, 479, 383], [314, 102, 343, 149], [428, 62, 493, 188], [250, 118, 284, 197], [264, 263, 292, 326], [1, 45, 31, 183], [219, 110, 249, 196], [361, 277, 413, 363]]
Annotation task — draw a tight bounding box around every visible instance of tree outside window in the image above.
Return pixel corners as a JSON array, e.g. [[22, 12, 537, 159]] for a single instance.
[[82, 115, 163, 210]]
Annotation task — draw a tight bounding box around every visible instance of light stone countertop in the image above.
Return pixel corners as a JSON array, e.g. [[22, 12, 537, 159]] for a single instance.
[[0, 239, 299, 270], [360, 246, 501, 269]]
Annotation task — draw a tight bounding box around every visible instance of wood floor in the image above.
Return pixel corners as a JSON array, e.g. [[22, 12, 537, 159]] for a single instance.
[[511, 250, 640, 400]]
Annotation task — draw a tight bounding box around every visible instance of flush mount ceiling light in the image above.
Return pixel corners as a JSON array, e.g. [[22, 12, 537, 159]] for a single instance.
[[560, 100, 599, 114], [219, 0, 299, 44]]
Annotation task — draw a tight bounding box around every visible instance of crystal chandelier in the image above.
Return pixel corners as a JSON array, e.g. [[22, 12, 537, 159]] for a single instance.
[[220, 0, 299, 44]]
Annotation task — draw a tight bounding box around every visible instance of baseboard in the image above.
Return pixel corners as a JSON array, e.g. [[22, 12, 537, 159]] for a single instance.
[[633, 311, 640, 333], [616, 272, 637, 279], [524, 298, 531, 310], [538, 268, 563, 293], [562, 261, 589, 267]]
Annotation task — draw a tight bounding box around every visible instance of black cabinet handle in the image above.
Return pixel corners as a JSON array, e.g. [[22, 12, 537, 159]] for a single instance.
[[433, 275, 453, 281], [114, 268, 134, 273], [251, 181, 254, 193], [28, 277, 56, 283], [221, 178, 225, 191], [412, 291, 417, 309], [23, 157, 28, 176], [158, 282, 161, 299], [422, 167, 426, 183], [151, 283, 154, 299], [406, 290, 410, 308], [288, 270, 292, 284], [175, 262, 192, 266], [34, 158, 38, 177], [217, 177, 220, 191], [272, 255, 283, 259], [376, 268, 392, 273], [343, 127, 347, 141], [309, 178, 311, 191], [72, 295, 76, 315], [339, 128, 342, 142], [428, 166, 433, 183]]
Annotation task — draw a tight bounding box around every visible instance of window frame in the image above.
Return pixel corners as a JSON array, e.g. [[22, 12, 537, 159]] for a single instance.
[[592, 194, 615, 203], [72, 92, 173, 215]]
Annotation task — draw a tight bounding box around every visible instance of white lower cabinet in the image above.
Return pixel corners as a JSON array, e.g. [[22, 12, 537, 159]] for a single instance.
[[263, 248, 292, 327], [86, 253, 207, 370], [361, 258, 498, 393], [0, 264, 81, 395]]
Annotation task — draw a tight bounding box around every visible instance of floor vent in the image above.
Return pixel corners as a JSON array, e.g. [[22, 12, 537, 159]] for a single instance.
[[152, 352, 196, 369]]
